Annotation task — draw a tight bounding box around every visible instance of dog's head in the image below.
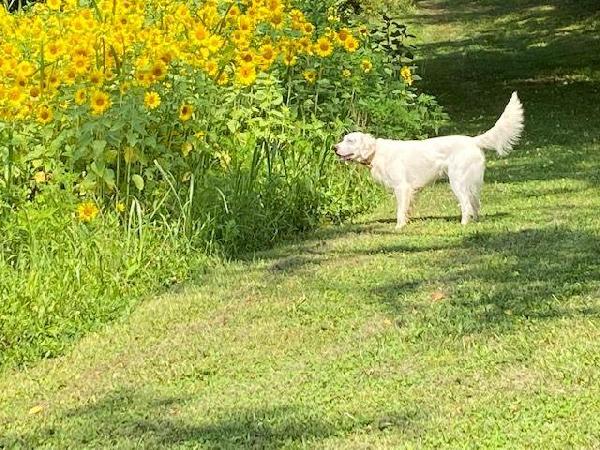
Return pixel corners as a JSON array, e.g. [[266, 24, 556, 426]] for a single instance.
[[334, 132, 377, 165]]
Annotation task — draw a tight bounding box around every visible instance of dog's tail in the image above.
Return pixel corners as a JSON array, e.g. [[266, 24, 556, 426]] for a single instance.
[[474, 91, 524, 156]]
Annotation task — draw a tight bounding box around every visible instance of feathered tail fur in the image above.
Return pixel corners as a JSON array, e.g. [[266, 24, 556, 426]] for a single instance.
[[474, 92, 524, 156]]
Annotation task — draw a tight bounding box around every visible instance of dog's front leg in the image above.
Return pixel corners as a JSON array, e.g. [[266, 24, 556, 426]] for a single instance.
[[394, 185, 412, 230]]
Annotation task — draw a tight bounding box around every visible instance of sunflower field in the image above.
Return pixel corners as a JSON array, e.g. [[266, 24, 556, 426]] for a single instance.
[[0, 0, 445, 367]]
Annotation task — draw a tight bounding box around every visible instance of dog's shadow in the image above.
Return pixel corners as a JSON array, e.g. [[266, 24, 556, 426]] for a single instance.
[[364, 212, 509, 225]]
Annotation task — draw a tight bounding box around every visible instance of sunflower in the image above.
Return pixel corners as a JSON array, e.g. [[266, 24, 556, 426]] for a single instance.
[[204, 59, 218, 76], [314, 37, 333, 58], [342, 68, 351, 78], [232, 30, 251, 48], [401, 66, 414, 86], [236, 63, 256, 86], [33, 171, 47, 183], [297, 36, 313, 55], [17, 61, 34, 77], [150, 61, 167, 81], [64, 68, 78, 85], [115, 14, 130, 28], [238, 15, 254, 33], [1, 43, 17, 57], [15, 106, 33, 121], [48, 73, 61, 90], [104, 69, 115, 82], [344, 36, 359, 53], [199, 3, 219, 26], [7, 87, 24, 106], [90, 90, 111, 115], [206, 35, 224, 54], [47, 0, 61, 11], [144, 91, 161, 109], [237, 50, 256, 65], [361, 59, 373, 73], [134, 70, 151, 87], [217, 72, 230, 86], [89, 69, 104, 86], [303, 69, 316, 84], [73, 45, 90, 58], [303, 22, 315, 35], [259, 44, 277, 68], [29, 86, 41, 100], [74, 88, 87, 105], [37, 105, 53, 124], [15, 75, 27, 89], [290, 9, 304, 25], [269, 11, 284, 29], [282, 50, 297, 66], [337, 28, 351, 43], [77, 201, 99, 222], [266, 0, 283, 9], [160, 47, 176, 64], [175, 4, 190, 20], [71, 15, 87, 32], [72, 55, 90, 74], [179, 103, 193, 121], [44, 40, 64, 61], [193, 24, 209, 43], [227, 5, 241, 21]]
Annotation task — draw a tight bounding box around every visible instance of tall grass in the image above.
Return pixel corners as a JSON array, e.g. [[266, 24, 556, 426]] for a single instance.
[[0, 190, 208, 367]]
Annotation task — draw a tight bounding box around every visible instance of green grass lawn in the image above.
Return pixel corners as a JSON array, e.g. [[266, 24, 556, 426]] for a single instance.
[[2, 0, 600, 448]]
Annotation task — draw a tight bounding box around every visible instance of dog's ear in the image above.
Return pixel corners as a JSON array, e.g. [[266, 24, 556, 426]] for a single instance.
[[357, 133, 376, 161]]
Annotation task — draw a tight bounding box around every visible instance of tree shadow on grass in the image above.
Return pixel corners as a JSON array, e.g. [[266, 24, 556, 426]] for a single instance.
[[246, 216, 600, 336], [405, 0, 600, 184], [4, 388, 424, 449], [366, 226, 600, 335], [412, 0, 600, 98], [413, 0, 600, 26], [259, 210, 514, 273]]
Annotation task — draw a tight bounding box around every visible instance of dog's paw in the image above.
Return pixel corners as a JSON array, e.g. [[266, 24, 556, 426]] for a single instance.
[[395, 222, 407, 231]]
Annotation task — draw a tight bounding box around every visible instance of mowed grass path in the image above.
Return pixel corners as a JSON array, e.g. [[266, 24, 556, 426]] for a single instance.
[[2, 1, 600, 448]]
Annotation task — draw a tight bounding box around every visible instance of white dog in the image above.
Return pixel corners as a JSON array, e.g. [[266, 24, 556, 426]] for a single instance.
[[334, 92, 524, 228]]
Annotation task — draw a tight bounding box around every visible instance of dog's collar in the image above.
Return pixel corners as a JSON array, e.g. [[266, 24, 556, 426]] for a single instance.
[[359, 154, 375, 168]]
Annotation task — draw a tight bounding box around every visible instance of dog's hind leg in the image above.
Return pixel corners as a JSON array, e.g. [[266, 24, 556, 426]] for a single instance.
[[449, 153, 485, 225], [467, 165, 484, 222], [394, 184, 413, 229], [450, 180, 474, 225]]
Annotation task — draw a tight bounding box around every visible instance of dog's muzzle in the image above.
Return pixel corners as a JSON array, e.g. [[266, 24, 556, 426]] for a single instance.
[[333, 144, 355, 161]]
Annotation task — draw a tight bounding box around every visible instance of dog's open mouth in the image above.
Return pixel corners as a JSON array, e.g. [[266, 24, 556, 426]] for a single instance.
[[336, 152, 354, 161]]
